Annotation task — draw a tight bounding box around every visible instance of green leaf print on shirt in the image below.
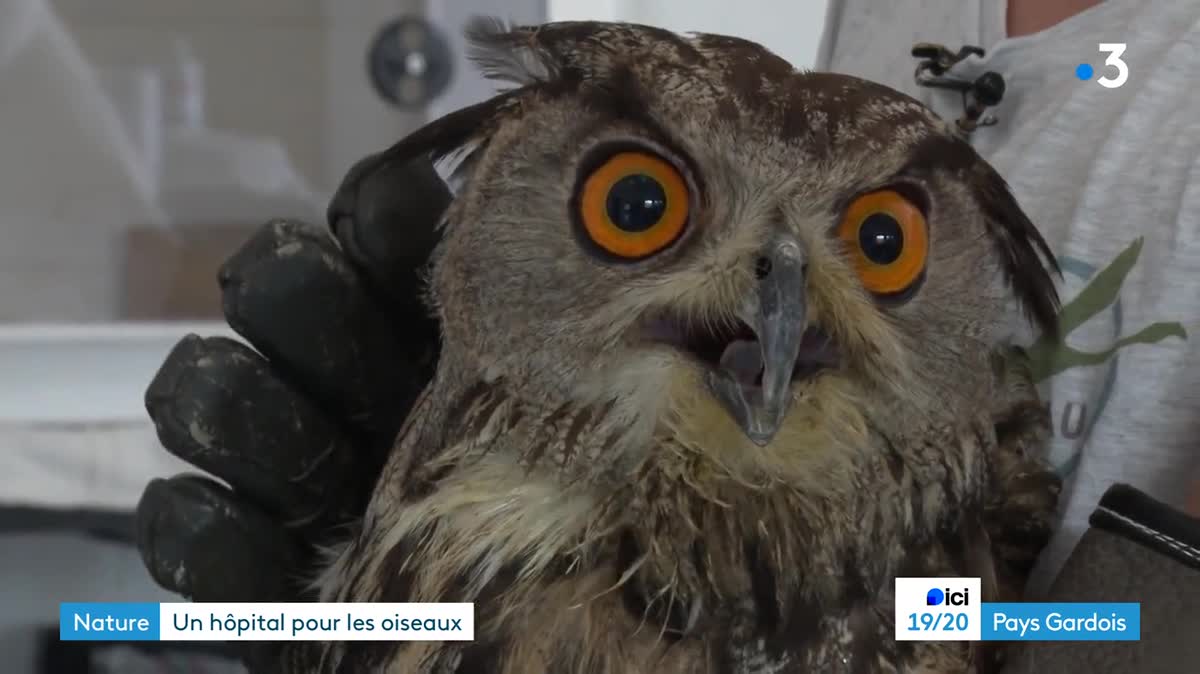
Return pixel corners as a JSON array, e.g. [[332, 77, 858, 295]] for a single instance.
[[1025, 237, 1187, 385]]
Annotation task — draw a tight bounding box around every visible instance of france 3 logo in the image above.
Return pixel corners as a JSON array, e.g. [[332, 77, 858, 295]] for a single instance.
[[894, 577, 981, 642], [1076, 43, 1129, 88]]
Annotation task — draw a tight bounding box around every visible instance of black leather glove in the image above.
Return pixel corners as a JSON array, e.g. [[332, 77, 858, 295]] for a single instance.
[[134, 153, 451, 672]]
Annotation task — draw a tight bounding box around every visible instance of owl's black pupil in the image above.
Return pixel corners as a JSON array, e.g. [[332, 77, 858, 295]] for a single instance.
[[859, 213, 904, 264], [606, 174, 667, 232]]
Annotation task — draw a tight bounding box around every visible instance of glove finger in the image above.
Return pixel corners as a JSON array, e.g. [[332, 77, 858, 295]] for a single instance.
[[136, 474, 304, 603], [326, 152, 451, 305], [146, 335, 369, 530], [218, 220, 435, 454]]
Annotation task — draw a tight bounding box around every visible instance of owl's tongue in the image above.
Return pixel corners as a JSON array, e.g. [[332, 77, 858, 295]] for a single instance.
[[718, 339, 764, 386]]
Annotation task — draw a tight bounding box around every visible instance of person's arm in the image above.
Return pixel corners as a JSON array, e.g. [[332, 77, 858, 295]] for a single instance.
[[812, 0, 848, 71]]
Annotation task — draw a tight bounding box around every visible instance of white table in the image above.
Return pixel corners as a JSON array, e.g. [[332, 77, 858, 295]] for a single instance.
[[0, 321, 238, 511]]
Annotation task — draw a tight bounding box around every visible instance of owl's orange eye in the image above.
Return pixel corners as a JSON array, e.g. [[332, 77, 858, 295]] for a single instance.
[[577, 151, 689, 259], [836, 189, 929, 295]]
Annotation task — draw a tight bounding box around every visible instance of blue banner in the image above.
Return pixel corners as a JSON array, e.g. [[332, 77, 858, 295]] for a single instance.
[[981, 603, 1140, 641], [60, 603, 160, 641]]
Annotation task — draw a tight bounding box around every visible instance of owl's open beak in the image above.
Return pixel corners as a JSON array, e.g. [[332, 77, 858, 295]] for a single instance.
[[704, 235, 808, 446]]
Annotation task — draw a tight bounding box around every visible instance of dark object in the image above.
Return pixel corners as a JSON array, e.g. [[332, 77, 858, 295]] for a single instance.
[[0, 505, 134, 543], [367, 16, 454, 109], [1005, 484, 1200, 673], [911, 43, 985, 77], [912, 42, 1006, 134], [136, 154, 450, 672], [1090, 484, 1200, 572]]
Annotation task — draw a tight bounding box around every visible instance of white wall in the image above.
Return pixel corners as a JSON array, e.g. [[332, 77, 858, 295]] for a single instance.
[[54, 0, 830, 194], [50, 0, 436, 195], [1, 0, 533, 324], [548, 0, 830, 69], [51, 0, 334, 189]]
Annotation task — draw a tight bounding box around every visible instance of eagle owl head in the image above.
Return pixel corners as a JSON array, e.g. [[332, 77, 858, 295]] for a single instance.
[[395, 19, 1061, 480]]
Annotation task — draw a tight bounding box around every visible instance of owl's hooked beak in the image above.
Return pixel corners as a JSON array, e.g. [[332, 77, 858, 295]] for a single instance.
[[704, 235, 808, 446]]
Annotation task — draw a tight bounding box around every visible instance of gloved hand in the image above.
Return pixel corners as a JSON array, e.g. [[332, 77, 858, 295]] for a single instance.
[[134, 152, 451, 672]]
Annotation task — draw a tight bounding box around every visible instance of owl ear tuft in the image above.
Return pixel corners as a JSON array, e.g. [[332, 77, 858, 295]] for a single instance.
[[465, 16, 560, 89], [366, 17, 566, 177], [973, 167, 1062, 339]]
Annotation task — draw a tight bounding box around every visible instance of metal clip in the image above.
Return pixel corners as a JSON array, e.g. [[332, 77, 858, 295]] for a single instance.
[[911, 43, 1006, 134]]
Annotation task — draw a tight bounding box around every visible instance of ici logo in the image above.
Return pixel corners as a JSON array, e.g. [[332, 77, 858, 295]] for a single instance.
[[926, 587, 970, 607]]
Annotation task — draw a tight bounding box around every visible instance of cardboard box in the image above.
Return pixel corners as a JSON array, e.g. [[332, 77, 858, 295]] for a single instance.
[[121, 224, 257, 319]]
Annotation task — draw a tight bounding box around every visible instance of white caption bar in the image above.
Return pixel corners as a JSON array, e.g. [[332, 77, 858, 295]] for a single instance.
[[159, 602, 474, 641]]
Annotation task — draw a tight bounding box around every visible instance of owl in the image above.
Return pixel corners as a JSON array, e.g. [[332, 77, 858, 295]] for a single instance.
[[286, 20, 1063, 674]]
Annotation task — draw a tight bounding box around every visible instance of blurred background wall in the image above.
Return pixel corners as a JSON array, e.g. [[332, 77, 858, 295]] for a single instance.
[[0, 0, 828, 323], [50, 0, 430, 200], [45, 0, 828, 225]]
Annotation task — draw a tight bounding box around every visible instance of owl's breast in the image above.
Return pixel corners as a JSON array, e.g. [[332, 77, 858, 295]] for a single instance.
[[319, 374, 995, 673]]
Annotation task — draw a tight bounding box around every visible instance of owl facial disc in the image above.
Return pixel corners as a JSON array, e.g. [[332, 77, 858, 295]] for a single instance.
[[705, 235, 810, 446]]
